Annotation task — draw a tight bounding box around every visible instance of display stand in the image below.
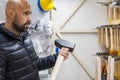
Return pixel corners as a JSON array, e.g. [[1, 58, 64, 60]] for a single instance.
[[96, 56, 115, 80], [96, 1, 120, 79]]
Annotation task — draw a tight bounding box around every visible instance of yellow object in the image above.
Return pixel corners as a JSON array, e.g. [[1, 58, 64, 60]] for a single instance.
[[40, 0, 55, 11], [109, 19, 120, 25], [109, 49, 117, 55], [115, 76, 120, 80], [118, 49, 120, 56]]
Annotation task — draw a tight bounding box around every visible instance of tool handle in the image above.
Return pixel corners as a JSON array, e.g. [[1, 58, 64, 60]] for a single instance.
[[105, 28, 109, 48], [110, 28, 113, 52], [50, 54, 64, 80]]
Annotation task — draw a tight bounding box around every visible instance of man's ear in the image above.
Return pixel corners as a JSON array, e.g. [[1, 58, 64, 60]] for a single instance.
[[7, 9, 15, 18]]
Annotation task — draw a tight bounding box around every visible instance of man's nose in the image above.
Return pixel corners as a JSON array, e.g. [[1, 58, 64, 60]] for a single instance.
[[27, 15, 32, 22]]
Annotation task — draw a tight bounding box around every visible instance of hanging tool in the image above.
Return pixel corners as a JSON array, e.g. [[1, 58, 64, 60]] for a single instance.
[[113, 27, 117, 53], [97, 27, 101, 45], [113, 7, 118, 21], [118, 8, 120, 19], [110, 25, 115, 54], [116, 26, 119, 52], [105, 25, 110, 48], [97, 2, 110, 19], [50, 39, 75, 80], [118, 25, 120, 56], [101, 61, 107, 80], [105, 4, 110, 19], [109, 5, 114, 24], [101, 26, 105, 46]]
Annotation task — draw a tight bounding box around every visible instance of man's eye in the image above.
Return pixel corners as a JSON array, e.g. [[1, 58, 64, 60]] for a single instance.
[[24, 12, 31, 15], [25, 12, 29, 15]]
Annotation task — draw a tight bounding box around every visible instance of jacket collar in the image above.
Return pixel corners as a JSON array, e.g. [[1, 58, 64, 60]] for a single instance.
[[0, 23, 29, 40]]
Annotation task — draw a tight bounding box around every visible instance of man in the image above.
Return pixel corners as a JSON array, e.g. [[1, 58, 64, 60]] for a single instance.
[[0, 0, 69, 80]]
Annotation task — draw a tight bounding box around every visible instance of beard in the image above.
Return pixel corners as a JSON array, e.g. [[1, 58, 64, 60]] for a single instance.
[[12, 14, 31, 33]]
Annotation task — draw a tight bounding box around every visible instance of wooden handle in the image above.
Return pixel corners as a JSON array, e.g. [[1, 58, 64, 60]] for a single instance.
[[101, 28, 104, 46], [50, 54, 64, 80], [113, 28, 117, 51], [98, 29, 101, 45], [108, 6, 113, 19], [118, 8, 120, 19], [105, 28, 109, 48], [105, 5, 109, 19], [101, 27, 108, 47], [113, 8, 118, 20], [116, 28, 119, 50], [114, 63, 117, 78], [109, 58, 115, 80], [107, 56, 111, 80], [118, 28, 120, 49], [110, 27, 113, 54]]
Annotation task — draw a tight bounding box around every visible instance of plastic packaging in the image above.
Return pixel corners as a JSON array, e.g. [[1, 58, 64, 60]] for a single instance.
[[29, 20, 53, 55]]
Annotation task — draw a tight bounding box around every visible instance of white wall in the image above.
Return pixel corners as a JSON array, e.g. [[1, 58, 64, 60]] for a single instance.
[[53, 0, 108, 80]]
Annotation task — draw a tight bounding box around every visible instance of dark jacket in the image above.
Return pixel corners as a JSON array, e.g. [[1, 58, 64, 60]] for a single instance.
[[0, 23, 57, 80]]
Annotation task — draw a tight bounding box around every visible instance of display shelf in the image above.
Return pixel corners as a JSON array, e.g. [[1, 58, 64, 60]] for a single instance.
[[96, 55, 120, 80]]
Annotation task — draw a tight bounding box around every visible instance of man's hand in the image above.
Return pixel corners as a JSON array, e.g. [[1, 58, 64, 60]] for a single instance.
[[59, 47, 69, 60]]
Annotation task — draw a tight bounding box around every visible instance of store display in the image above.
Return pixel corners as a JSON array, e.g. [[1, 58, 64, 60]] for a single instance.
[[96, 1, 120, 79], [97, 24, 120, 55], [29, 20, 53, 54]]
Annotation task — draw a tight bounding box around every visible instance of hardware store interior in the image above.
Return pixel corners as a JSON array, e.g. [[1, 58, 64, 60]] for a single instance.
[[1, 0, 120, 80]]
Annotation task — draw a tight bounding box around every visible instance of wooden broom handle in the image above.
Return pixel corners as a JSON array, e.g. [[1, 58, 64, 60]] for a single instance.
[[50, 54, 64, 80]]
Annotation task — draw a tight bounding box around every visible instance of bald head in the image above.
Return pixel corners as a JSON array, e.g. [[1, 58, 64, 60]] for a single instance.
[[6, 0, 31, 13], [5, 0, 32, 35]]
